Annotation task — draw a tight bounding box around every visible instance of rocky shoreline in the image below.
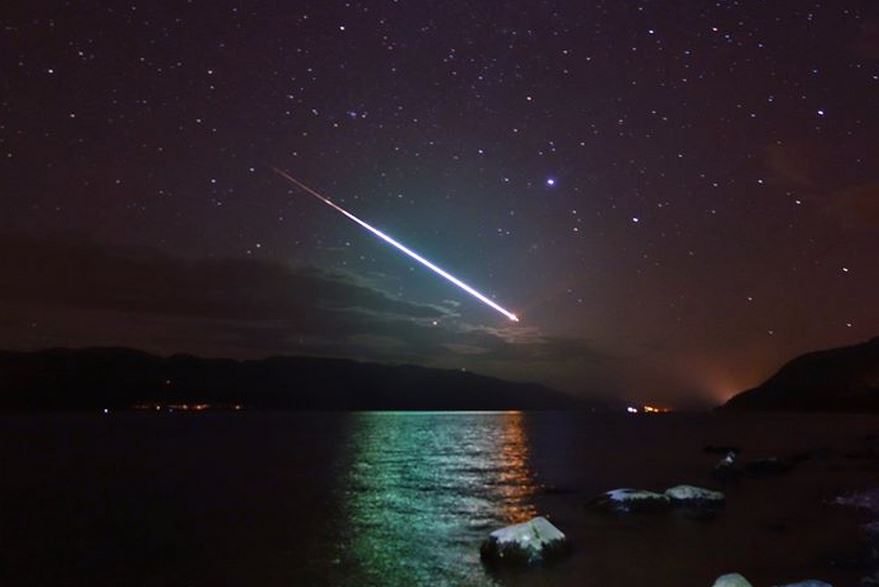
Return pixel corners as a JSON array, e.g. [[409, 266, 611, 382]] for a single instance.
[[479, 430, 879, 586]]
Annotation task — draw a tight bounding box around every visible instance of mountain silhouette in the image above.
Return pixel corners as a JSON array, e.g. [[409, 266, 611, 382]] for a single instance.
[[0, 347, 591, 411], [723, 337, 879, 412]]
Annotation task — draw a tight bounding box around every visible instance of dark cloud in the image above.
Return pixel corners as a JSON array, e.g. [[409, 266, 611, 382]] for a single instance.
[[0, 234, 610, 393], [0, 234, 444, 323]]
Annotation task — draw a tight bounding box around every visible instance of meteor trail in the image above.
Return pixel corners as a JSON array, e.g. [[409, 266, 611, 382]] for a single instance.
[[272, 167, 520, 322]]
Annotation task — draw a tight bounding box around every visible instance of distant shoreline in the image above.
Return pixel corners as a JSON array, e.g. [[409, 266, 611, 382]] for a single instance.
[[0, 346, 598, 412]]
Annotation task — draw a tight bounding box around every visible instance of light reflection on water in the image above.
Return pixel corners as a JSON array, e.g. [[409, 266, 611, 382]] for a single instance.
[[333, 411, 538, 586]]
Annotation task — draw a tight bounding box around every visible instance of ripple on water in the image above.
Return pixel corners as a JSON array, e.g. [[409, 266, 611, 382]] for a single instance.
[[333, 412, 538, 585]]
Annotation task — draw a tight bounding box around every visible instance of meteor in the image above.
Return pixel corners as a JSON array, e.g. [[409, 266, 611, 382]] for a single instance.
[[272, 167, 520, 322]]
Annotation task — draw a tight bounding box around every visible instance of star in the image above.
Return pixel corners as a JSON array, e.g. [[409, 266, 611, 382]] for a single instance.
[[1, 0, 875, 416]]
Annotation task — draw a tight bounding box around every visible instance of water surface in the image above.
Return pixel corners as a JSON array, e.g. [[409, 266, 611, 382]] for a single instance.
[[2, 411, 878, 586]]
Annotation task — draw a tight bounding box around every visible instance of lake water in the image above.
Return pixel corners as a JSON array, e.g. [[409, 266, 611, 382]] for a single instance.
[[2, 411, 879, 586]]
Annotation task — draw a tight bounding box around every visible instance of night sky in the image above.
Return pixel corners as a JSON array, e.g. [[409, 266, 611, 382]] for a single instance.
[[1, 1, 877, 407]]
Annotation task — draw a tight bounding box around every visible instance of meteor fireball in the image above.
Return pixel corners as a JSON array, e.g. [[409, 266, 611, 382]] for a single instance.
[[272, 168, 520, 322]]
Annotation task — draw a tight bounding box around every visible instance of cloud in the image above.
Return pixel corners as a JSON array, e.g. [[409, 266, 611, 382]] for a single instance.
[[762, 142, 879, 232], [825, 181, 879, 231], [0, 234, 445, 324], [852, 21, 879, 59], [763, 142, 819, 187], [0, 234, 609, 389]]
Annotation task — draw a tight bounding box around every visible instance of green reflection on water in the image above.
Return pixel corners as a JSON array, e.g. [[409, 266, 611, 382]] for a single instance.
[[334, 411, 538, 586]]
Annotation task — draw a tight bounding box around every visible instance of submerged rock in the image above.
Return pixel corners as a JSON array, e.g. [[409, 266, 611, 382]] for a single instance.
[[588, 488, 671, 513], [480, 516, 570, 567], [712, 451, 742, 481], [744, 457, 794, 477], [772, 581, 833, 587], [833, 487, 879, 580], [712, 573, 754, 587], [664, 484, 725, 509]]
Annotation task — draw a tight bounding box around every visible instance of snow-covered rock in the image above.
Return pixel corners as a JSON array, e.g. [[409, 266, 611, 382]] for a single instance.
[[588, 488, 671, 513], [712, 573, 754, 587], [480, 516, 570, 567], [834, 488, 879, 512], [664, 484, 725, 508]]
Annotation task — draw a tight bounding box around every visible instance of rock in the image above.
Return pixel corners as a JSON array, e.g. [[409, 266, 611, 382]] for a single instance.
[[664, 485, 725, 508], [712, 451, 742, 481], [745, 457, 794, 477], [588, 488, 671, 513], [704, 445, 741, 455], [835, 488, 879, 513], [772, 581, 833, 587], [712, 573, 754, 587], [480, 516, 570, 567], [834, 488, 879, 568]]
